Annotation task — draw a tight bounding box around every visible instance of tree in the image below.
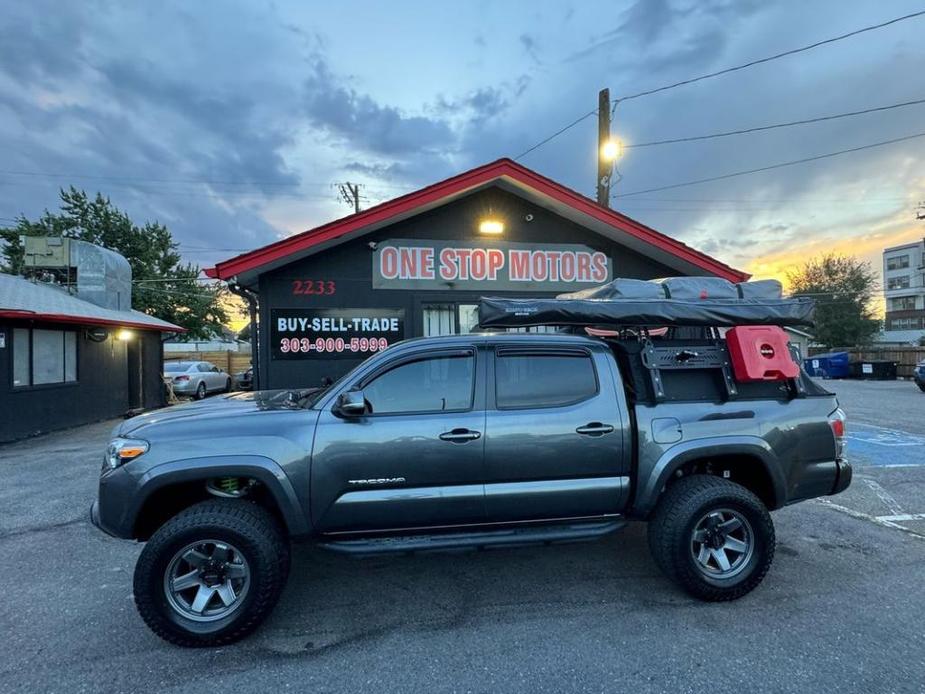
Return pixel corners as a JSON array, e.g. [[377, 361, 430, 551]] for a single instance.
[[0, 188, 227, 339], [788, 253, 880, 348]]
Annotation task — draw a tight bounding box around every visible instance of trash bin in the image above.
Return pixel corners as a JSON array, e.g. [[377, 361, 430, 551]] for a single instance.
[[804, 352, 850, 379], [851, 360, 898, 380]]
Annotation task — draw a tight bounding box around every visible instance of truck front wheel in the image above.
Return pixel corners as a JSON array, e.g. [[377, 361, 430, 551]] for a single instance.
[[648, 475, 775, 601], [133, 499, 290, 647]]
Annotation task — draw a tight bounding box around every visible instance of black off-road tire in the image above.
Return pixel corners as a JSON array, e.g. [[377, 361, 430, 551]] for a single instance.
[[647, 475, 775, 601], [133, 499, 290, 647]]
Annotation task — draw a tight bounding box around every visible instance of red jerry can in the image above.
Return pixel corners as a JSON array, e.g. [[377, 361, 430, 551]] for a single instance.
[[725, 326, 799, 382]]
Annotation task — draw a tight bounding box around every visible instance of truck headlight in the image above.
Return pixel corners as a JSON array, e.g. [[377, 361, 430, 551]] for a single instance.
[[105, 438, 148, 471]]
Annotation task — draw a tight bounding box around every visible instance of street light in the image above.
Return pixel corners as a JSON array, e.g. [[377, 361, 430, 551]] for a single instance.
[[600, 139, 623, 162]]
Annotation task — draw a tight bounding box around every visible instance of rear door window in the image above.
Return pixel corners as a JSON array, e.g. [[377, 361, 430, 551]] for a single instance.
[[495, 352, 598, 409]]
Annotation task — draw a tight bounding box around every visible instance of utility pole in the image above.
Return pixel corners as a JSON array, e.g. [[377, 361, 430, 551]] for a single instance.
[[596, 88, 612, 208], [338, 182, 361, 214]]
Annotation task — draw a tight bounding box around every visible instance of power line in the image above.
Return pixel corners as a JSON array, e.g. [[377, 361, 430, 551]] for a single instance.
[[513, 110, 597, 160], [0, 178, 337, 201], [627, 97, 925, 148], [615, 130, 925, 198], [616, 196, 908, 203], [615, 9, 925, 103], [0, 169, 321, 187], [513, 10, 925, 159], [132, 277, 219, 284], [0, 169, 415, 192]]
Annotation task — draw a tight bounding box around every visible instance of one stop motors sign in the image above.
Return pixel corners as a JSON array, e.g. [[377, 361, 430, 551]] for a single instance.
[[372, 238, 611, 291]]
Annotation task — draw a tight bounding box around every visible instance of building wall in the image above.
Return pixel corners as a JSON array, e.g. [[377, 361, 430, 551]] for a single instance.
[[0, 321, 164, 442], [256, 187, 690, 389]]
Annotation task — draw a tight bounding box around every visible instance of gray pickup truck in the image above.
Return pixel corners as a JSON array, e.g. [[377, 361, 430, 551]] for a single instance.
[[93, 324, 850, 647]]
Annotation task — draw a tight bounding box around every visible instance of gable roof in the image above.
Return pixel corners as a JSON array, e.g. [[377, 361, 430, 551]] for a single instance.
[[0, 273, 184, 332], [205, 158, 748, 285]]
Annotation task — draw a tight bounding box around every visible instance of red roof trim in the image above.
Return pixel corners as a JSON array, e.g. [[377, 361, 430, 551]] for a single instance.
[[0, 310, 186, 332], [208, 158, 747, 283]]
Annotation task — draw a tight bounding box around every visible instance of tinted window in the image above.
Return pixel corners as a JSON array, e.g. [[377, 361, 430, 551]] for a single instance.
[[364, 354, 474, 414], [165, 362, 192, 372], [496, 353, 597, 408], [197, 363, 213, 372]]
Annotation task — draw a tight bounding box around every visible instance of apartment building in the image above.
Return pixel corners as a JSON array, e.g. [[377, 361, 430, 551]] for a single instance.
[[881, 239, 925, 342]]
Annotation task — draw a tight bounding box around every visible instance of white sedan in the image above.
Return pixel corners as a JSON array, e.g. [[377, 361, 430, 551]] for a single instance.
[[164, 361, 232, 399]]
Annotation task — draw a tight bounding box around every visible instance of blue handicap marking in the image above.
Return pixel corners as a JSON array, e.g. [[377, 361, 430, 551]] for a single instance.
[[845, 423, 925, 467]]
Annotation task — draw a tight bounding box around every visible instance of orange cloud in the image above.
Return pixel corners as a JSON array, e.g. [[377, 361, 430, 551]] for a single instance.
[[745, 223, 924, 317]]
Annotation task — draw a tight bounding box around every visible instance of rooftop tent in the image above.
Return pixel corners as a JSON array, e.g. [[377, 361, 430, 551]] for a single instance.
[[478, 277, 815, 329]]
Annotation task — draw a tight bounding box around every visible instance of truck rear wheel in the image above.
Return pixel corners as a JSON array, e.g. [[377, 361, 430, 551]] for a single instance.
[[648, 475, 774, 601], [133, 499, 290, 647]]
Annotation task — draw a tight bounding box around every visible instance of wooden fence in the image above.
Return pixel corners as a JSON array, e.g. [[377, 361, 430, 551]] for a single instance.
[[807, 346, 925, 378], [163, 350, 252, 375]]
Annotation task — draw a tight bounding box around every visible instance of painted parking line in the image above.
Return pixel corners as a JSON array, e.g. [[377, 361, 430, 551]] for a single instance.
[[845, 422, 925, 467], [817, 499, 925, 539]]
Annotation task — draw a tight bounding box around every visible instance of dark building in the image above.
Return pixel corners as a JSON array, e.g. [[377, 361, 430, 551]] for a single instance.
[[206, 159, 748, 390], [0, 239, 182, 442]]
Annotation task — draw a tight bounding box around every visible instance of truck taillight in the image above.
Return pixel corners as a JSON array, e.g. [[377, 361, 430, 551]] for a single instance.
[[829, 408, 846, 459]]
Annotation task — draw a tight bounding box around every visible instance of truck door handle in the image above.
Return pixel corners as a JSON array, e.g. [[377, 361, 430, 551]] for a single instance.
[[439, 428, 481, 443], [575, 422, 614, 436]]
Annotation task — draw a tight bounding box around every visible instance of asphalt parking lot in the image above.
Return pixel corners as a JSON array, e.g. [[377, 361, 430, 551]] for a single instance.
[[0, 379, 923, 694]]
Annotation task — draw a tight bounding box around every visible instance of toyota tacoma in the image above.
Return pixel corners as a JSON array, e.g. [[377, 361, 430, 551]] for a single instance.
[[92, 278, 852, 646]]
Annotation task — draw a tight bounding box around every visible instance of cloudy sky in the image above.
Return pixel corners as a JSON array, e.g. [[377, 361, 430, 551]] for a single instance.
[[2, 0, 923, 290]]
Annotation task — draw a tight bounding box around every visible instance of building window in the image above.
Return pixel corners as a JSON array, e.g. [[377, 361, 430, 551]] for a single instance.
[[422, 302, 557, 336], [887, 255, 910, 270], [890, 296, 917, 311], [12, 328, 78, 387], [422, 303, 456, 336], [887, 275, 911, 290], [890, 317, 924, 330]]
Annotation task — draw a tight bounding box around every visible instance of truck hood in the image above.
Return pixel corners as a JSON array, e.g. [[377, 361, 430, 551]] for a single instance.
[[116, 390, 314, 437]]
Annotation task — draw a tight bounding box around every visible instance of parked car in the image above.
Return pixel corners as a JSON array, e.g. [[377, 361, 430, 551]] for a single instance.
[[914, 361, 925, 392], [234, 366, 253, 390], [163, 361, 232, 400], [95, 330, 850, 647]]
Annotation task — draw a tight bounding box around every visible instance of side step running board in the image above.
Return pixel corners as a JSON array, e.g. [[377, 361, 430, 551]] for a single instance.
[[318, 519, 626, 556]]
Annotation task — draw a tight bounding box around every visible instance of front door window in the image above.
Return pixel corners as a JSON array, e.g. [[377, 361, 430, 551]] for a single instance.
[[363, 354, 474, 414]]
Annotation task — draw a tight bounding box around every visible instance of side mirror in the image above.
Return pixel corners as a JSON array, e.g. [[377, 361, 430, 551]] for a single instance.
[[335, 389, 367, 417]]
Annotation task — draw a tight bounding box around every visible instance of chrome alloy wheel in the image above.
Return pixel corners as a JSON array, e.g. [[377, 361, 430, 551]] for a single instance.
[[164, 540, 250, 622], [690, 509, 754, 579]]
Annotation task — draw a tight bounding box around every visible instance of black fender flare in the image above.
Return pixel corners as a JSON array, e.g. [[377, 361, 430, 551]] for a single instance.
[[127, 454, 310, 537], [632, 436, 788, 518]]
